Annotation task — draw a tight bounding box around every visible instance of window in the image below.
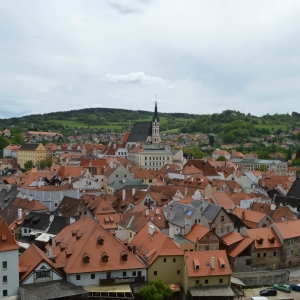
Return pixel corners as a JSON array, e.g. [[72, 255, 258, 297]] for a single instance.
[[3, 275, 7, 283], [24, 229, 27, 234], [173, 258, 176, 263], [3, 290, 7, 297], [76, 275, 81, 280], [36, 271, 50, 279], [196, 280, 199, 285], [163, 258, 166, 262], [219, 278, 223, 283], [257, 253, 260, 258], [177, 270, 180, 274], [55, 203, 58, 208], [205, 279, 209, 284], [107, 272, 111, 279], [221, 216, 224, 222], [132, 271, 136, 276], [123, 272, 127, 277], [288, 239, 294, 246], [116, 174, 118, 177], [263, 253, 266, 257], [149, 179, 152, 183], [138, 271, 142, 277], [91, 274, 95, 279], [154, 271, 157, 276], [273, 252, 277, 256], [2, 261, 7, 269]]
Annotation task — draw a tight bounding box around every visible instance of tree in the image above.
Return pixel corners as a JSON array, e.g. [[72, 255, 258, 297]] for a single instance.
[[216, 155, 226, 161], [24, 160, 34, 171], [255, 165, 268, 172], [139, 279, 174, 300], [286, 148, 292, 160], [223, 132, 235, 143]]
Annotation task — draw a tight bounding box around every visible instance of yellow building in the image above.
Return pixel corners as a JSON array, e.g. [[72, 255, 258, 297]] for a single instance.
[[183, 250, 235, 299], [131, 223, 184, 286], [17, 143, 46, 168]]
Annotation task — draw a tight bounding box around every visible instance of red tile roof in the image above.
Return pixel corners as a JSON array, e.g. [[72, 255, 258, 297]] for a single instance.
[[49, 216, 145, 274], [247, 227, 282, 250], [0, 219, 19, 252], [185, 250, 231, 277]]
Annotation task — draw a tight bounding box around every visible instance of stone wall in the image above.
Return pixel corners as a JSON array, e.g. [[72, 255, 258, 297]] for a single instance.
[[233, 269, 289, 287]]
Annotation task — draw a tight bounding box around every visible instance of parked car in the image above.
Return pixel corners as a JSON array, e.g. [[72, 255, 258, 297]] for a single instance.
[[290, 284, 300, 292], [273, 283, 292, 293], [259, 288, 277, 296]]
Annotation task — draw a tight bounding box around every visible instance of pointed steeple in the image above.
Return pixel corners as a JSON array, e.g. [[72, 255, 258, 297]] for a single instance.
[[153, 100, 159, 122]]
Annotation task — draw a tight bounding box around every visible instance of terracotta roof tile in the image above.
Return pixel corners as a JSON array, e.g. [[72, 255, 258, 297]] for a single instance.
[[0, 219, 19, 252], [227, 237, 254, 258], [273, 219, 300, 239], [247, 227, 282, 249], [185, 250, 231, 277]]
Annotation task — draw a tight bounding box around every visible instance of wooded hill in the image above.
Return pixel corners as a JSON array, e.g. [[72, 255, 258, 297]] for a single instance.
[[1, 108, 300, 143]]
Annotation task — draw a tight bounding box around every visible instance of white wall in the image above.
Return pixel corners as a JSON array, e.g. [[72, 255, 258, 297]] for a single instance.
[[67, 269, 147, 286], [0, 250, 19, 297]]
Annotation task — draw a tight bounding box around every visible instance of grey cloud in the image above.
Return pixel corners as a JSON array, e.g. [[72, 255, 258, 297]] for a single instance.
[[107, 0, 152, 14], [104, 72, 174, 88]]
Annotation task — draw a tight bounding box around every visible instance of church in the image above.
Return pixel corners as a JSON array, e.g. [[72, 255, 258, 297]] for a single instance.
[[124, 101, 161, 149]]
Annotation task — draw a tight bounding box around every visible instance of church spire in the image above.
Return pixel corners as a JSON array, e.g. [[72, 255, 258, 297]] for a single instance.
[[153, 98, 159, 122]]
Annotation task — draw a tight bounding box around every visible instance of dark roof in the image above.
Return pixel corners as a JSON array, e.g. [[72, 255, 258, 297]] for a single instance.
[[203, 203, 222, 222], [0, 188, 20, 208], [287, 177, 300, 197], [47, 216, 79, 235], [21, 212, 50, 231], [0, 206, 21, 226], [19, 280, 88, 300], [274, 194, 300, 211], [127, 121, 152, 142], [19, 144, 40, 150], [56, 196, 86, 217], [228, 212, 248, 229]]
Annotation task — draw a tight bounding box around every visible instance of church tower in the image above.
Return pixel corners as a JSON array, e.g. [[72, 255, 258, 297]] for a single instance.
[[151, 100, 161, 144]]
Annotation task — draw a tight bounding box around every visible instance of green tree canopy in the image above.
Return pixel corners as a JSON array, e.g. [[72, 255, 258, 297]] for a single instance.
[[139, 279, 174, 300], [24, 160, 34, 171], [216, 155, 226, 161], [223, 132, 235, 143]]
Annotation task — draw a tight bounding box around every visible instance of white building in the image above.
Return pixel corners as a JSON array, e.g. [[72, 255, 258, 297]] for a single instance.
[[0, 219, 20, 297]]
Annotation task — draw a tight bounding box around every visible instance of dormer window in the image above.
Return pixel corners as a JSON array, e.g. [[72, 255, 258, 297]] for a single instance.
[[76, 233, 83, 240], [102, 252, 109, 262], [193, 258, 200, 269], [55, 239, 62, 246], [72, 230, 79, 237], [121, 251, 128, 261], [219, 258, 226, 268], [1, 234, 7, 242], [83, 253, 90, 264], [97, 236, 105, 245]]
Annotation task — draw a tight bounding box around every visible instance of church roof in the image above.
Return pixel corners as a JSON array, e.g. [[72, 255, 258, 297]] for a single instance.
[[127, 121, 152, 143]]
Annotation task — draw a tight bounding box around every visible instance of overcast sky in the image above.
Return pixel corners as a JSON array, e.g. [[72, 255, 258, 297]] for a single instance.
[[1, 0, 300, 119]]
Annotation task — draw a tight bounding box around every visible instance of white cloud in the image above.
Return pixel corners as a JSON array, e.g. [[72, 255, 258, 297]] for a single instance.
[[104, 72, 174, 88]]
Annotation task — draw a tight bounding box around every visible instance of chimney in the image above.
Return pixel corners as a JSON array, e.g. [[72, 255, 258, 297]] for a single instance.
[[242, 211, 245, 220], [196, 236, 199, 244], [185, 186, 188, 197], [211, 257, 215, 270], [145, 208, 149, 216], [113, 144, 116, 149], [122, 189, 126, 201], [155, 209, 159, 215], [18, 208, 22, 221], [48, 237, 53, 258], [169, 227, 175, 239], [29, 195, 33, 201], [68, 176, 71, 184], [38, 181, 42, 188], [148, 224, 155, 235], [132, 245, 136, 255], [132, 187, 136, 196]]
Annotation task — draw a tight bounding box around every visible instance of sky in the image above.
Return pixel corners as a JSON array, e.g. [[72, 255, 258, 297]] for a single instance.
[[1, 0, 300, 119]]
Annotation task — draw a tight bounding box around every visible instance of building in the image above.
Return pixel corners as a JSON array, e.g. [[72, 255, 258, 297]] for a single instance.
[[183, 250, 234, 299], [125, 101, 161, 149], [48, 216, 147, 288], [130, 223, 184, 285], [229, 158, 288, 175], [0, 219, 20, 297], [17, 143, 46, 168]]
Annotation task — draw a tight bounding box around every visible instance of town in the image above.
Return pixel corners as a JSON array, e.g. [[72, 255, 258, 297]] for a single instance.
[[1, 103, 300, 300]]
